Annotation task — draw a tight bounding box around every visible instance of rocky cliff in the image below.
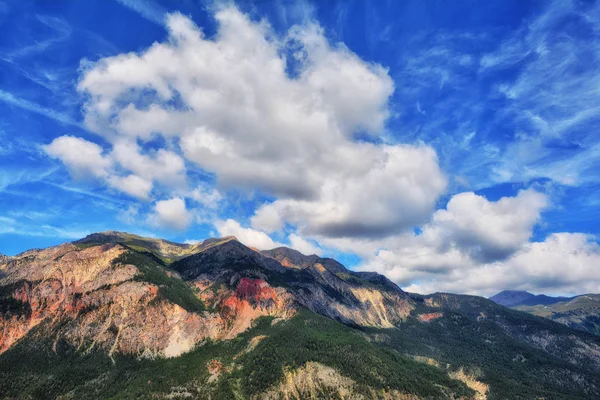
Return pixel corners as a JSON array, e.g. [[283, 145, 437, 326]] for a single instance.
[[0, 240, 294, 358]]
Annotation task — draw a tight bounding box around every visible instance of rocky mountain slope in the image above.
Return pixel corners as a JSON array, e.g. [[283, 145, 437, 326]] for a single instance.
[[491, 290, 600, 336], [0, 253, 10, 265], [514, 294, 600, 336], [1, 232, 600, 399]]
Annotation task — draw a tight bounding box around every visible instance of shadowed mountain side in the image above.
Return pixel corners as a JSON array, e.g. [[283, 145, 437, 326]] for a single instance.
[[171, 238, 413, 328], [513, 294, 600, 336], [490, 290, 600, 335]]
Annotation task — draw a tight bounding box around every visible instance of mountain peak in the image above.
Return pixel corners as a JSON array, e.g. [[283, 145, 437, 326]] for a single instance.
[[260, 247, 350, 275], [76, 230, 187, 246], [261, 247, 319, 269], [75, 231, 195, 264], [489, 290, 535, 307], [267, 246, 318, 257], [492, 290, 534, 297], [491, 289, 580, 308], [190, 235, 238, 252]]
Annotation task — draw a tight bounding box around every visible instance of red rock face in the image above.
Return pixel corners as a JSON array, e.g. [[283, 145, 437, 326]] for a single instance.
[[418, 312, 443, 322], [0, 244, 138, 354], [218, 278, 295, 339], [236, 278, 277, 302]]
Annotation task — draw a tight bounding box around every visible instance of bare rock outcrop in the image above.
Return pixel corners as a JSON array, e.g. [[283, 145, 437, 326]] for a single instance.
[[255, 362, 422, 400], [0, 244, 295, 358]]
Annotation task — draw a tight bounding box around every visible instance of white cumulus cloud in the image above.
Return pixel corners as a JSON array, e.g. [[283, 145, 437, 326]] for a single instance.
[[71, 6, 445, 238], [288, 233, 323, 256], [107, 174, 152, 200], [429, 189, 548, 261], [341, 190, 562, 295], [149, 197, 192, 230], [215, 219, 282, 250], [405, 233, 600, 297], [43, 135, 110, 179]]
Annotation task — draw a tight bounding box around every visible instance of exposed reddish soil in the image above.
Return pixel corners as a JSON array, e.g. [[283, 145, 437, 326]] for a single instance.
[[418, 312, 443, 322]]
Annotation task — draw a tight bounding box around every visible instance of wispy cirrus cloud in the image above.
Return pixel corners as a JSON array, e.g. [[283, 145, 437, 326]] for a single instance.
[[1, 15, 72, 61], [0, 165, 59, 193], [113, 0, 167, 26], [483, 1, 600, 186], [0, 215, 90, 240], [0, 90, 82, 128], [389, 0, 600, 191]]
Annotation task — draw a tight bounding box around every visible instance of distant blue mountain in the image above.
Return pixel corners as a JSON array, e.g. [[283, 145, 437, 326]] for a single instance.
[[489, 290, 576, 307]]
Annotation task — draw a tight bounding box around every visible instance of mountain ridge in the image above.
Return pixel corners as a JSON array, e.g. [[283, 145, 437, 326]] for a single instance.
[[489, 290, 577, 307], [2, 232, 600, 399], [491, 290, 600, 336]]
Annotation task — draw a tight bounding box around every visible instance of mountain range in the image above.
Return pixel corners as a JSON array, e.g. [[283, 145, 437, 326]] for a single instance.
[[1, 232, 600, 399], [489, 290, 576, 307], [490, 290, 600, 336]]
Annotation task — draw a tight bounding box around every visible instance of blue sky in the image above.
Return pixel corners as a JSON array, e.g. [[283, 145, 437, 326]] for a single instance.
[[1, 0, 600, 296]]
